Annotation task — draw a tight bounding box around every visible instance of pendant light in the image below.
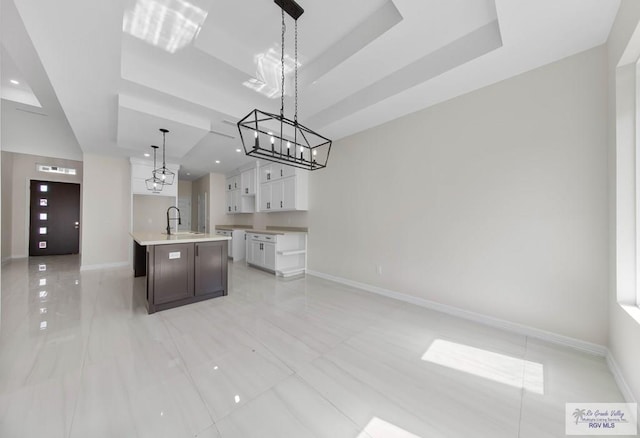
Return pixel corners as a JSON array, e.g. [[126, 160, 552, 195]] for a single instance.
[[154, 128, 175, 185], [237, 0, 332, 171], [145, 145, 164, 192]]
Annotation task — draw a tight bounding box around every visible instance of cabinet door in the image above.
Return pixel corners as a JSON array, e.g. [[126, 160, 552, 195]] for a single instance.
[[280, 165, 296, 179], [233, 190, 240, 213], [241, 169, 256, 195], [195, 241, 228, 297], [282, 177, 295, 210], [225, 191, 233, 213], [259, 164, 273, 183], [250, 241, 264, 266], [152, 243, 194, 304], [271, 180, 284, 211], [260, 183, 272, 211], [263, 242, 276, 271]]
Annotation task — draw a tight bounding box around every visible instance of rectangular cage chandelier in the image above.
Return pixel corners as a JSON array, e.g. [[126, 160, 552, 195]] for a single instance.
[[237, 109, 332, 170], [237, 0, 332, 171]]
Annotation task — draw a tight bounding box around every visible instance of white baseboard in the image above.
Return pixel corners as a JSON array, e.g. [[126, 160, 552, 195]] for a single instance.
[[306, 270, 607, 356], [606, 350, 637, 404], [80, 261, 130, 271]]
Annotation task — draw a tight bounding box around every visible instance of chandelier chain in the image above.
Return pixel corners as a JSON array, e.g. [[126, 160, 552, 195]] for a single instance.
[[295, 19, 298, 123], [281, 8, 286, 118]]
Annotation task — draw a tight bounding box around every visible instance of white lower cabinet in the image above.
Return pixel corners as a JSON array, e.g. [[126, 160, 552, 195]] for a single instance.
[[246, 232, 306, 277], [214, 229, 246, 261]]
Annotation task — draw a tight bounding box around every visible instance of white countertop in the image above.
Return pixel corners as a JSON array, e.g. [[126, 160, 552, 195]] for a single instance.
[[131, 231, 231, 246]]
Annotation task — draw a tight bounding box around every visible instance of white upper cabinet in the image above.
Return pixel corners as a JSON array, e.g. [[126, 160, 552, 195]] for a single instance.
[[226, 175, 240, 191], [241, 168, 256, 196], [226, 165, 257, 214], [258, 163, 308, 212]]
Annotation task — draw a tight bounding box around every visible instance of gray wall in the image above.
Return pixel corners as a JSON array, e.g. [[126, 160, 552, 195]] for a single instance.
[[607, 0, 640, 403], [307, 46, 609, 346]]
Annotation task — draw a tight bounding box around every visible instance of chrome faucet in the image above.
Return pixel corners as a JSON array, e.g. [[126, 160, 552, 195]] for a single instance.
[[166, 206, 181, 235]]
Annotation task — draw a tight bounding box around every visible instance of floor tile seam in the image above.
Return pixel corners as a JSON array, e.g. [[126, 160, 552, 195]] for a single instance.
[[260, 312, 334, 355], [157, 312, 217, 430], [231, 317, 306, 375], [290, 369, 375, 437], [211, 372, 294, 424], [65, 288, 104, 438], [322, 346, 521, 435], [305, 353, 447, 436], [516, 336, 528, 438]]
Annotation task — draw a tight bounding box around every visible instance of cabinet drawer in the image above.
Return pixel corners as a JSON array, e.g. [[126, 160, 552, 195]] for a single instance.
[[249, 233, 278, 243]]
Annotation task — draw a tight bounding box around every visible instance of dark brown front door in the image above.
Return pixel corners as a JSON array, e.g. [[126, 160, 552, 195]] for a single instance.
[[29, 180, 80, 256]]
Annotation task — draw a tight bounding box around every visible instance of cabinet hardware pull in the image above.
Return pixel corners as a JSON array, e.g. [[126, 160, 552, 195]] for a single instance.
[[196, 245, 199, 257], [280, 201, 283, 208], [280, 169, 283, 177]]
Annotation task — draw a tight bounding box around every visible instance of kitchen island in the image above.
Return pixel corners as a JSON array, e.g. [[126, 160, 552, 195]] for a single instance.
[[131, 231, 231, 314]]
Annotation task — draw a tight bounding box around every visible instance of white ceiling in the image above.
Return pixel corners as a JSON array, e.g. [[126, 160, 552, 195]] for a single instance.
[[1, 0, 621, 180]]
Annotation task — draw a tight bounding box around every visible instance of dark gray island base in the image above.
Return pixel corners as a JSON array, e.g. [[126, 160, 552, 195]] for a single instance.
[[131, 232, 230, 314]]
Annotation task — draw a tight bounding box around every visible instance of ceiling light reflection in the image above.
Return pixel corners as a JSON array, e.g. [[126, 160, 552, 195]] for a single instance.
[[242, 47, 300, 99], [422, 339, 544, 394], [123, 0, 208, 53]]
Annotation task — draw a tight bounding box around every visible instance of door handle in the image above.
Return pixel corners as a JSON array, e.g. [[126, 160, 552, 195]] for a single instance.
[[74, 221, 79, 229]]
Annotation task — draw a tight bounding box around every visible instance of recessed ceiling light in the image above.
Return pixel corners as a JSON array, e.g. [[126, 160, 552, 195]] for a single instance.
[[215, 160, 220, 164], [143, 153, 150, 157], [10, 79, 19, 85], [236, 149, 241, 153]]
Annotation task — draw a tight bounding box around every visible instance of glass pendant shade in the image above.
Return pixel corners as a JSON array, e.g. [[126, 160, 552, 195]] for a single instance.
[[154, 128, 175, 185]]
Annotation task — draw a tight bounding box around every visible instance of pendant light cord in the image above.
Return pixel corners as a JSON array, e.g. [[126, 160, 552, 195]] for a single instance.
[[295, 19, 298, 125], [162, 131, 166, 167], [280, 9, 286, 119]]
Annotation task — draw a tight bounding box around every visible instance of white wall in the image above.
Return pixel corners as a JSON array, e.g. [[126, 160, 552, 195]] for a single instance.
[[607, 0, 640, 402], [132, 195, 175, 233], [209, 173, 228, 231], [1, 100, 82, 161], [1, 152, 13, 262], [81, 154, 130, 269], [2, 151, 83, 258], [308, 46, 609, 346]]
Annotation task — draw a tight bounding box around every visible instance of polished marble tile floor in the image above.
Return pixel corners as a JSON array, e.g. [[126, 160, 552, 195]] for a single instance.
[[0, 255, 626, 437]]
